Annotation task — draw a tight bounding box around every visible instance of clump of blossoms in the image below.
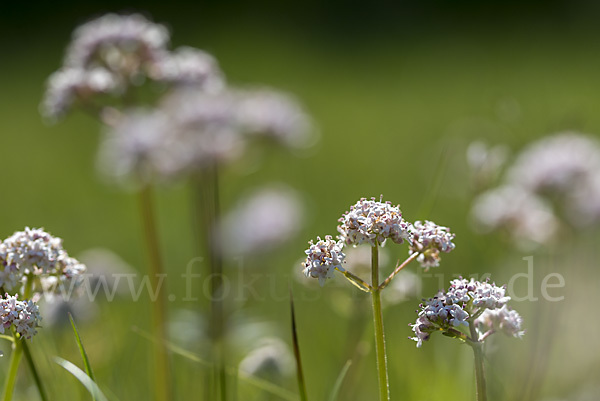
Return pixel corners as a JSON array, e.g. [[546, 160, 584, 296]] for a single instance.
[[302, 196, 456, 401], [411, 278, 523, 401], [337, 197, 411, 247], [409, 220, 456, 270], [471, 132, 600, 249], [0, 294, 41, 339], [0, 227, 87, 298], [410, 277, 521, 348], [302, 235, 345, 287]]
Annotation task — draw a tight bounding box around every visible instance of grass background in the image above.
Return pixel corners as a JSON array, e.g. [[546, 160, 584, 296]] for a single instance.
[[1, 1, 600, 400]]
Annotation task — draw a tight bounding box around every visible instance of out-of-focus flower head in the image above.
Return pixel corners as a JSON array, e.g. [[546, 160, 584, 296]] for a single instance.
[[466, 140, 509, 190], [219, 185, 304, 255], [150, 46, 225, 91], [474, 304, 524, 339], [65, 13, 170, 79], [0, 294, 42, 339], [0, 228, 87, 296], [506, 132, 600, 194], [238, 337, 294, 379], [471, 185, 559, 249], [409, 220, 455, 269], [337, 197, 411, 247], [302, 236, 345, 286], [410, 277, 519, 348]]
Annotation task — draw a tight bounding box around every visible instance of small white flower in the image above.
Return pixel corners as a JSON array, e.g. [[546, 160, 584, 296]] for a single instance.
[[0, 294, 42, 339], [474, 304, 525, 339], [301, 236, 345, 286], [337, 197, 411, 247], [219, 186, 304, 255], [409, 220, 455, 269]]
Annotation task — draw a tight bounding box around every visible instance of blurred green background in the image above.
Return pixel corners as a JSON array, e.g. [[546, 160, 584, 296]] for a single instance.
[[1, 1, 600, 400]]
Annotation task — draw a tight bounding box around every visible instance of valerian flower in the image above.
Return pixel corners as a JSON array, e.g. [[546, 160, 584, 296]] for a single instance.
[[409, 220, 456, 269], [0, 228, 87, 296], [337, 197, 411, 247], [302, 236, 345, 286], [0, 294, 42, 339], [411, 278, 521, 348]]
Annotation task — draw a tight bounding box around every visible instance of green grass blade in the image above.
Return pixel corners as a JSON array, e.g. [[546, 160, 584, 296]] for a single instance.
[[54, 357, 108, 401], [289, 287, 308, 401], [21, 340, 49, 401], [69, 313, 96, 383], [327, 360, 352, 401], [131, 326, 299, 401]]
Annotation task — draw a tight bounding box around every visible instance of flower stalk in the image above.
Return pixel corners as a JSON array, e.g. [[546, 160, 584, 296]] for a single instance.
[[2, 331, 24, 401], [370, 244, 390, 401], [470, 324, 487, 401], [138, 185, 171, 401]]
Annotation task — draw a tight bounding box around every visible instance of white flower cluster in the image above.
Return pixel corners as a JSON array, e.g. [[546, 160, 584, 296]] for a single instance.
[[302, 236, 345, 286], [98, 88, 313, 185], [409, 220, 456, 269], [472, 132, 600, 248], [411, 278, 521, 348], [474, 305, 525, 339], [0, 228, 87, 295], [42, 13, 224, 120], [337, 197, 411, 247], [0, 294, 42, 339], [219, 186, 303, 255]]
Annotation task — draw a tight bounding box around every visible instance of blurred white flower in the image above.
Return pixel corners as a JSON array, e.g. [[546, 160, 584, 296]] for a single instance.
[[220, 186, 303, 255], [151, 46, 224, 91], [337, 197, 411, 247], [474, 304, 524, 339], [466, 140, 509, 187], [471, 185, 558, 248], [41, 67, 121, 120], [506, 132, 600, 194], [65, 13, 170, 76], [238, 337, 294, 378]]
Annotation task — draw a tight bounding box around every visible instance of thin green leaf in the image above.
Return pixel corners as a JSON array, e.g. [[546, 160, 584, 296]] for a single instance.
[[54, 357, 108, 401], [22, 340, 48, 401], [289, 287, 308, 401], [328, 360, 352, 401], [69, 313, 96, 383], [131, 326, 299, 401]]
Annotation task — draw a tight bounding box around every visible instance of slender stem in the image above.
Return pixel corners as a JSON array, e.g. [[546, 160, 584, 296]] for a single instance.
[[138, 185, 171, 401], [370, 244, 390, 401], [378, 252, 419, 291], [3, 332, 23, 401], [198, 164, 227, 401], [337, 268, 372, 292], [469, 324, 487, 401], [289, 289, 308, 401]]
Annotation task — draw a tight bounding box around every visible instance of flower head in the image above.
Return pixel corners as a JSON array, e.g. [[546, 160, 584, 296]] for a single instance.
[[65, 13, 170, 75], [0, 228, 87, 295], [302, 236, 345, 286], [0, 294, 42, 339], [474, 304, 525, 339], [409, 220, 455, 269], [219, 186, 304, 255], [411, 278, 519, 347], [337, 197, 411, 247]]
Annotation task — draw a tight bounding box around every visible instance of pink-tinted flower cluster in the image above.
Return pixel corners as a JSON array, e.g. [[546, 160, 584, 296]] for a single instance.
[[411, 278, 522, 347], [0, 294, 41, 339]]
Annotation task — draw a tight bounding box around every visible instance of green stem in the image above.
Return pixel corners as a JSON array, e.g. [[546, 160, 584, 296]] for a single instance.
[[370, 244, 390, 401], [198, 164, 227, 401], [469, 325, 487, 401], [138, 185, 171, 401], [3, 332, 23, 401]]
